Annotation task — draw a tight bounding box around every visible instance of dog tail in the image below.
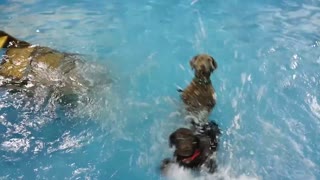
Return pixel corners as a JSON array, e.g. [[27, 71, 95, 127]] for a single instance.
[[177, 88, 183, 93], [0, 30, 31, 48]]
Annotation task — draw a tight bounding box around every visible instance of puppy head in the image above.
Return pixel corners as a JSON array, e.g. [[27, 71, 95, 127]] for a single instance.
[[190, 54, 217, 75], [169, 128, 199, 157]]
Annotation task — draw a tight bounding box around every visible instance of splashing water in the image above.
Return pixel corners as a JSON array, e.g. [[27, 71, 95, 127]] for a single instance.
[[1, 0, 320, 179]]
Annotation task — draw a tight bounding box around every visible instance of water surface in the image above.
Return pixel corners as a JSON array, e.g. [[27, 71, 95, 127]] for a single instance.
[[0, 0, 320, 179]]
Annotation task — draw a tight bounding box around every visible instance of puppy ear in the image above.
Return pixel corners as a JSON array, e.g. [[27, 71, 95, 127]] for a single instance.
[[169, 132, 176, 148], [190, 55, 199, 70], [210, 56, 218, 72]]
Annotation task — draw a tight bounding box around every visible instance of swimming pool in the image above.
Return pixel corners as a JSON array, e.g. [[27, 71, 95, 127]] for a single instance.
[[0, 0, 320, 179]]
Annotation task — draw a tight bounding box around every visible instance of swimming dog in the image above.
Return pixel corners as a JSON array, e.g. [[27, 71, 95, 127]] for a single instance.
[[179, 54, 218, 117], [160, 121, 221, 174], [0, 30, 111, 105]]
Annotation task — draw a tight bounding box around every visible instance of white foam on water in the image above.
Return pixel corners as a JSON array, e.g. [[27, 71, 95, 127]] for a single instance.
[[1, 138, 30, 153], [307, 94, 320, 120], [165, 164, 261, 180]]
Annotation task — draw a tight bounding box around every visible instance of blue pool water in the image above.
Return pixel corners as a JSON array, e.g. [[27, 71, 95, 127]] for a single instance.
[[1, 0, 320, 179]]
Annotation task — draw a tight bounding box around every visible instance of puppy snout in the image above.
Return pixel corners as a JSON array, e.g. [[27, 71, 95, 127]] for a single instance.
[[177, 143, 194, 156], [180, 143, 193, 151]]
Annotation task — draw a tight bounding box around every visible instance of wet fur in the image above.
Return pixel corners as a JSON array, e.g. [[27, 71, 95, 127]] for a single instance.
[[161, 55, 219, 174], [161, 121, 221, 174], [0, 31, 112, 106], [180, 54, 218, 114]]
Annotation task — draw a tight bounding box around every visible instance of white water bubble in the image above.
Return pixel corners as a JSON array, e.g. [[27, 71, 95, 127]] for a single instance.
[[268, 47, 276, 53], [292, 74, 296, 80], [316, 56, 320, 64], [290, 54, 299, 70]]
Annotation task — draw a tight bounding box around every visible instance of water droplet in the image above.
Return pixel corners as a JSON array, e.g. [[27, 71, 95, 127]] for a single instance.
[[290, 61, 298, 69], [247, 74, 252, 81], [268, 47, 276, 53], [292, 74, 296, 79], [316, 56, 320, 64], [179, 64, 185, 71], [290, 54, 299, 69]]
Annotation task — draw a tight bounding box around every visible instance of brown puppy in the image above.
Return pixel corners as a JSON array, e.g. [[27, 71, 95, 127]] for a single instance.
[[160, 121, 221, 174], [180, 54, 218, 115]]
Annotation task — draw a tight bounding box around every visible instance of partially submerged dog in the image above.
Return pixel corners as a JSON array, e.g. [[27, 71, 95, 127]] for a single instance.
[[179, 54, 218, 116], [160, 121, 221, 175], [159, 54, 220, 175], [0, 30, 111, 106]]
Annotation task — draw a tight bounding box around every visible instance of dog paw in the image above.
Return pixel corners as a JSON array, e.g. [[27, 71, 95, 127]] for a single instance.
[[204, 159, 218, 174], [160, 158, 175, 175]]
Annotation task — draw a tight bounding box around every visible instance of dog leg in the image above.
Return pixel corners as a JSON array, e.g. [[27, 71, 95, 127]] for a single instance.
[[204, 158, 218, 174]]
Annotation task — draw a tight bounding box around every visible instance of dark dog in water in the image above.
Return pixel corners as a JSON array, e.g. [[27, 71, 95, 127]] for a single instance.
[[0, 30, 111, 105], [179, 54, 218, 115], [160, 121, 221, 175]]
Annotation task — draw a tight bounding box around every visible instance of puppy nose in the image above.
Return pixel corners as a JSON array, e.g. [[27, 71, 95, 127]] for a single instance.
[[181, 144, 192, 150]]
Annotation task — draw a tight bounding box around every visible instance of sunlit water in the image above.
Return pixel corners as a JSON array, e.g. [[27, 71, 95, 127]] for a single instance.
[[1, 0, 320, 179]]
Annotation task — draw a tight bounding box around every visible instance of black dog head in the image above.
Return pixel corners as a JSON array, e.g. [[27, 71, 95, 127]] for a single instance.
[[161, 122, 221, 175], [169, 128, 200, 157]]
